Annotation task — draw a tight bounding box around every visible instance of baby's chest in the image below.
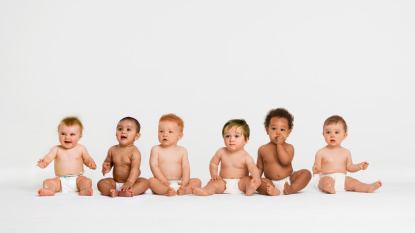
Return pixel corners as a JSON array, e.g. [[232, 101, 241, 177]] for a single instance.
[[222, 156, 245, 168], [113, 154, 132, 165], [322, 154, 346, 165]]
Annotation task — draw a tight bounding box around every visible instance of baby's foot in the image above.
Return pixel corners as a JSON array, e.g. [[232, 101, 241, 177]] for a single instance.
[[38, 188, 55, 196], [167, 187, 176, 197], [245, 179, 260, 196], [177, 186, 190, 195], [266, 183, 280, 196], [119, 189, 134, 197], [79, 188, 93, 196], [192, 187, 208, 196], [283, 181, 293, 195], [109, 189, 119, 198], [367, 181, 382, 193], [323, 183, 336, 194]]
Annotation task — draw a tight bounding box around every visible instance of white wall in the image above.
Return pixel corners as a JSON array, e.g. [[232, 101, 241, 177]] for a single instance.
[[1, 0, 414, 182]]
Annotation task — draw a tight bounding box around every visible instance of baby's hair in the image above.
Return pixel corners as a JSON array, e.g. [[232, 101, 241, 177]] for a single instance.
[[119, 116, 141, 133], [58, 116, 84, 135], [222, 119, 250, 140], [324, 115, 348, 133], [159, 113, 184, 132], [264, 108, 294, 129]]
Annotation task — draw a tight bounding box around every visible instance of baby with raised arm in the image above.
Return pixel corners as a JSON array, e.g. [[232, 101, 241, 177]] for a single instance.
[[313, 115, 382, 194], [192, 119, 261, 196], [97, 117, 149, 197], [37, 116, 96, 196], [149, 114, 201, 196], [256, 108, 311, 196]]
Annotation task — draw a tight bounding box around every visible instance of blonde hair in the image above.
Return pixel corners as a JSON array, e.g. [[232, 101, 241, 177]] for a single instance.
[[159, 113, 184, 132], [222, 119, 250, 140], [58, 116, 84, 135]]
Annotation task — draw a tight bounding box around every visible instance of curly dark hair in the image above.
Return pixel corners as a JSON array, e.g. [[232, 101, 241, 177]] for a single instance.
[[119, 116, 141, 133], [264, 108, 294, 129]]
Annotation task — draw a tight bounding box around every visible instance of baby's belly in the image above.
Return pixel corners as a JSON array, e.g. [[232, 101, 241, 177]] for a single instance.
[[220, 168, 248, 179], [264, 167, 293, 180]]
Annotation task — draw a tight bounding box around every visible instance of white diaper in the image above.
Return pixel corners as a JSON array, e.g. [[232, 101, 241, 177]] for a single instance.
[[168, 179, 181, 192], [223, 179, 243, 194], [272, 176, 291, 195], [115, 182, 124, 191], [59, 176, 79, 193], [316, 173, 346, 192]]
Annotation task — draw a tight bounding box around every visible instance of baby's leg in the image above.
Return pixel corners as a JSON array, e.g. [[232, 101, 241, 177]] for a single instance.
[[76, 176, 93, 196], [131, 177, 150, 196], [97, 178, 117, 197], [192, 179, 225, 196], [38, 178, 61, 196], [285, 169, 312, 195], [178, 178, 202, 195], [149, 177, 174, 196], [345, 176, 382, 193], [238, 176, 261, 196], [256, 178, 280, 196], [318, 176, 336, 194]]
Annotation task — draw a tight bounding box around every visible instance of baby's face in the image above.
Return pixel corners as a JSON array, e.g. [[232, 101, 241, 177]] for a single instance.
[[116, 120, 140, 146], [158, 120, 183, 147], [323, 122, 347, 147], [223, 126, 247, 152], [58, 124, 82, 149], [266, 117, 291, 144]]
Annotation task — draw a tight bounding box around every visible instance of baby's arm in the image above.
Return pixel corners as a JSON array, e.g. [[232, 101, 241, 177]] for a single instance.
[[256, 148, 264, 177], [149, 147, 170, 185], [37, 146, 58, 168], [81, 146, 96, 170], [121, 149, 141, 191], [277, 143, 295, 166], [312, 151, 322, 175], [179, 149, 191, 187], [246, 154, 261, 185], [209, 149, 222, 180], [346, 150, 369, 173], [102, 148, 114, 176]]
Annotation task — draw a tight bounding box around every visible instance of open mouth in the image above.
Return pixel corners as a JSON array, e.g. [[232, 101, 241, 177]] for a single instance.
[[121, 136, 127, 139], [64, 141, 71, 144], [330, 139, 336, 142]]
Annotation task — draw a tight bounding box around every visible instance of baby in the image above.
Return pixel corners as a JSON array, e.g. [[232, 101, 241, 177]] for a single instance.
[[97, 117, 149, 197], [256, 108, 311, 195], [37, 116, 96, 196], [149, 114, 201, 196], [192, 119, 261, 196], [313, 115, 382, 194]]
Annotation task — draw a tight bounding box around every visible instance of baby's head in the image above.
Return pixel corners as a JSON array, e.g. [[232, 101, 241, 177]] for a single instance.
[[158, 113, 184, 146], [57, 116, 84, 149], [117, 117, 141, 146], [222, 119, 250, 151], [323, 115, 348, 146], [264, 108, 294, 130]]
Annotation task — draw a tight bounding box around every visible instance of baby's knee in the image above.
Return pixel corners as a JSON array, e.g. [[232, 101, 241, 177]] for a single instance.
[[138, 178, 150, 188]]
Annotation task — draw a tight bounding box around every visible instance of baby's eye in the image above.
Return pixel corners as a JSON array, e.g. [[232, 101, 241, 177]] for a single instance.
[[225, 135, 230, 138], [235, 135, 239, 138], [272, 128, 277, 131], [61, 133, 65, 135], [70, 134, 75, 136], [335, 131, 339, 134], [169, 131, 173, 133], [160, 131, 164, 133], [326, 131, 330, 134], [118, 128, 122, 131], [127, 128, 131, 131], [281, 129, 285, 132]]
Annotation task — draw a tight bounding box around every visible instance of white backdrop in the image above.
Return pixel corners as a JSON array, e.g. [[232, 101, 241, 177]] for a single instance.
[[1, 0, 414, 183]]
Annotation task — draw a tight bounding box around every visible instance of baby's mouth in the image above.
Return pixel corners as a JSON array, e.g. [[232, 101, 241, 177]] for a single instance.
[[64, 140, 71, 144]]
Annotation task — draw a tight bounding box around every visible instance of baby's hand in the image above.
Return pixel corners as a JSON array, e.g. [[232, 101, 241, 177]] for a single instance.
[[211, 175, 222, 181], [102, 162, 111, 176], [276, 135, 286, 145], [121, 181, 133, 191], [88, 161, 97, 170], [37, 159, 47, 168], [312, 165, 321, 176], [161, 179, 171, 186], [252, 177, 261, 186], [360, 161, 369, 170]]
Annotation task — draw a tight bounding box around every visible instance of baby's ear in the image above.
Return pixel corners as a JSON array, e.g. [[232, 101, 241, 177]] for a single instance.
[[244, 137, 250, 145], [343, 133, 348, 140], [179, 132, 184, 140], [135, 133, 141, 140]]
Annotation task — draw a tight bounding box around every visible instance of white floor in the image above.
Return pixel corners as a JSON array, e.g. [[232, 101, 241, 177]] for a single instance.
[[1, 168, 414, 233]]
